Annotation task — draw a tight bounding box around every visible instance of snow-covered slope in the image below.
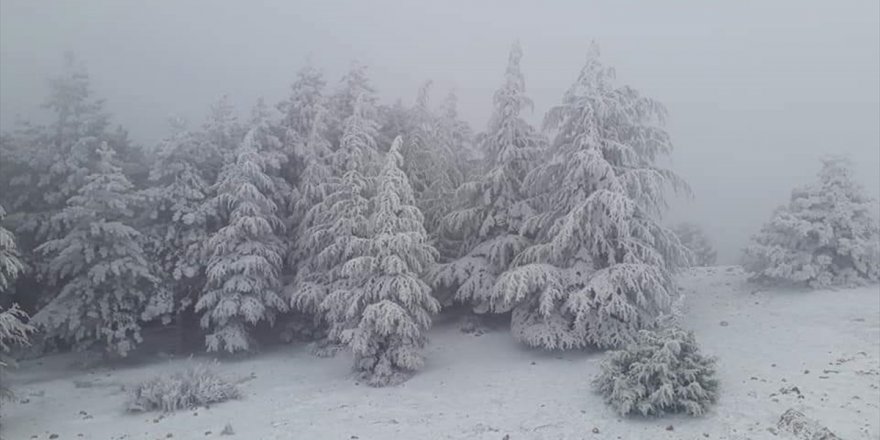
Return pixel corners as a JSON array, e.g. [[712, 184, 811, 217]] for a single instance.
[[2, 266, 878, 439]]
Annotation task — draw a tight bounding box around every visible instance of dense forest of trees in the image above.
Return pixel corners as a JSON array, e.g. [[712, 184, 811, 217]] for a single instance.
[[7, 42, 870, 387]]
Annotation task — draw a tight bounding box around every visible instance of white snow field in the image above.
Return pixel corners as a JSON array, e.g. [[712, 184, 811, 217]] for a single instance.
[[2, 266, 878, 440]]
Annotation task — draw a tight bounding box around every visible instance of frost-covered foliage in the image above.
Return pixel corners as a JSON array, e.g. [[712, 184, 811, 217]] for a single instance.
[[288, 96, 379, 333], [398, 82, 475, 235], [744, 157, 880, 288], [278, 63, 327, 152], [323, 137, 440, 386], [202, 95, 243, 168], [491, 43, 689, 350], [0, 206, 32, 399], [0, 205, 25, 294], [673, 222, 717, 267], [126, 362, 240, 412], [197, 112, 289, 354], [327, 62, 378, 149], [32, 142, 163, 357], [0, 304, 34, 401], [143, 118, 220, 320], [594, 326, 718, 417], [431, 42, 544, 309]]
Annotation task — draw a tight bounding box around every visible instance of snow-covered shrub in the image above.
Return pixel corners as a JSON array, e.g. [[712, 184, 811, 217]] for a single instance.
[[0, 304, 34, 400], [744, 157, 880, 288], [673, 222, 717, 267], [126, 362, 241, 413], [594, 326, 718, 417]]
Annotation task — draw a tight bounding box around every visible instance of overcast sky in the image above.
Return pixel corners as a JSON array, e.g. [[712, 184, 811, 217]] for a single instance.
[[1, 0, 878, 263]]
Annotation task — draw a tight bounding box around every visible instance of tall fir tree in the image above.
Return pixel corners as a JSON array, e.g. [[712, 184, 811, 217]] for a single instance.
[[201, 94, 242, 175], [323, 137, 440, 386], [744, 157, 880, 288], [288, 96, 379, 348], [197, 108, 289, 353], [489, 43, 689, 350], [398, 81, 470, 235], [142, 117, 220, 339], [0, 54, 141, 264], [32, 142, 165, 357], [328, 62, 377, 148], [431, 42, 545, 309], [278, 63, 327, 152]]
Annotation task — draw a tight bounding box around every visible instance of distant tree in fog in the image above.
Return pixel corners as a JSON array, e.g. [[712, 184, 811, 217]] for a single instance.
[[673, 222, 717, 267], [744, 157, 880, 288]]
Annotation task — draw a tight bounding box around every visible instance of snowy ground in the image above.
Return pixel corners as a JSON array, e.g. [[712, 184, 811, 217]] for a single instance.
[[2, 266, 878, 440]]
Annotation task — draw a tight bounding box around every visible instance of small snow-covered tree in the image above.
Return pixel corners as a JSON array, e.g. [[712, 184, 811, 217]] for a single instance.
[[594, 326, 719, 417], [489, 43, 689, 350], [431, 42, 544, 309], [744, 157, 880, 288], [673, 223, 717, 267], [197, 112, 289, 354], [323, 137, 440, 386], [33, 142, 164, 357], [288, 96, 380, 350]]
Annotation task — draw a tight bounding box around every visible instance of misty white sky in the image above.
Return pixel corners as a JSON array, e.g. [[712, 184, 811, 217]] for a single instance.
[[1, 1, 878, 263]]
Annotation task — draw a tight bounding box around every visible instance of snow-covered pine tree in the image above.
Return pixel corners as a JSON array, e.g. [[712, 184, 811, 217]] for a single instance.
[[142, 117, 220, 334], [278, 63, 327, 153], [673, 223, 717, 267], [0, 303, 34, 401], [488, 43, 689, 350], [322, 137, 440, 385], [593, 326, 719, 417], [431, 42, 545, 309], [744, 157, 880, 288], [197, 108, 289, 354], [0, 205, 25, 296], [436, 90, 478, 185], [201, 95, 242, 174], [32, 142, 165, 357], [0, 54, 140, 268], [328, 62, 377, 148], [288, 95, 379, 349], [399, 81, 470, 235], [289, 108, 335, 229], [0, 204, 33, 401]]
